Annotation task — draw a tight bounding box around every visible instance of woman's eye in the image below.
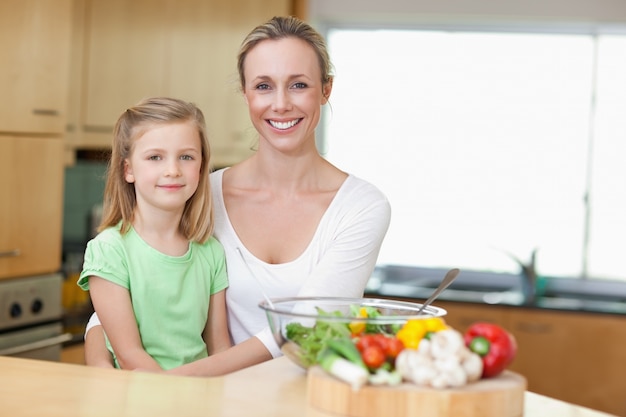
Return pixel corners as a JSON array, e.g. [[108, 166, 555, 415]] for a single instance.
[[292, 82, 307, 89], [255, 83, 271, 90]]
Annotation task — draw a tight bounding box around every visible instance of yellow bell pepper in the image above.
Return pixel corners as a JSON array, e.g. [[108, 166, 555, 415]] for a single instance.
[[348, 307, 368, 335], [396, 317, 447, 349]]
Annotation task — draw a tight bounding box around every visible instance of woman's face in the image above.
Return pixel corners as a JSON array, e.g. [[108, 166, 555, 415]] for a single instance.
[[242, 37, 331, 155]]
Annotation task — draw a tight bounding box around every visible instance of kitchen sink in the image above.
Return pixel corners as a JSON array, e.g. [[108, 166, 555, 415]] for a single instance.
[[366, 265, 525, 305], [365, 265, 626, 313]]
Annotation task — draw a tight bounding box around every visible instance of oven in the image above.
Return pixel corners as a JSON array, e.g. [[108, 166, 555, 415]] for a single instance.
[[0, 273, 71, 361]]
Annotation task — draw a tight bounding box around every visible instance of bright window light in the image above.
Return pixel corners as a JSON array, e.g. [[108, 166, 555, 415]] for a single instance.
[[323, 28, 626, 280]]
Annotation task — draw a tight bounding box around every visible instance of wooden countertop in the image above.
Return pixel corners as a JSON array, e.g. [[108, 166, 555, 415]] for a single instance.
[[0, 355, 618, 417]]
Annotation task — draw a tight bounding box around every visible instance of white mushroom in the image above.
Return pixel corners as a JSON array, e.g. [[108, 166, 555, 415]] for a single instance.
[[395, 349, 437, 386], [461, 350, 484, 382], [411, 362, 438, 386], [430, 329, 465, 359], [431, 357, 467, 388], [434, 355, 461, 373], [445, 365, 469, 388], [394, 328, 485, 389], [417, 338, 431, 356], [430, 372, 451, 389]]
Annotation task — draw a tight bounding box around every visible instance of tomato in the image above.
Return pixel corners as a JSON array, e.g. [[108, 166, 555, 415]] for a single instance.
[[355, 334, 381, 353], [361, 345, 386, 369], [356, 334, 405, 360], [384, 338, 405, 359]]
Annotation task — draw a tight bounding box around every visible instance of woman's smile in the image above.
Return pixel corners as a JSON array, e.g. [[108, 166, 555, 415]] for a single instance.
[[268, 118, 302, 130]]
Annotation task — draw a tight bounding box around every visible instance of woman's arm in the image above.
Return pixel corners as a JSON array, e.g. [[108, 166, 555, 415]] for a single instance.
[[166, 336, 272, 377], [296, 185, 391, 299], [88, 276, 162, 371], [204, 290, 232, 355]]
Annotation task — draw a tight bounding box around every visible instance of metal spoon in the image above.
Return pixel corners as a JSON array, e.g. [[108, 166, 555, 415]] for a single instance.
[[236, 247, 275, 309], [416, 268, 461, 314]]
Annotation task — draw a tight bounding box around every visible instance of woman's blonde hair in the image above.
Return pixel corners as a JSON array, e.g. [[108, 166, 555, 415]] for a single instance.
[[99, 96, 214, 243], [237, 16, 334, 93]]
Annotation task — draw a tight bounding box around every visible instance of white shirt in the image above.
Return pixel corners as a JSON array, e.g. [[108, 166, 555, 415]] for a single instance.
[[211, 168, 391, 357]]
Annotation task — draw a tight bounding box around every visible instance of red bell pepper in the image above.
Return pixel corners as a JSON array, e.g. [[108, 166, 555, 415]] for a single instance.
[[464, 322, 517, 378]]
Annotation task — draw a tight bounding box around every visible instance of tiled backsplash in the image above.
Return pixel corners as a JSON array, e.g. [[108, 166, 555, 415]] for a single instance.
[[62, 160, 106, 342], [63, 161, 107, 245]]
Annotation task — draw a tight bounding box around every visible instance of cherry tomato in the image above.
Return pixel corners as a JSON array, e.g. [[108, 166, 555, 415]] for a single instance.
[[384, 338, 405, 359], [361, 345, 386, 369], [355, 334, 381, 353], [372, 334, 390, 349]]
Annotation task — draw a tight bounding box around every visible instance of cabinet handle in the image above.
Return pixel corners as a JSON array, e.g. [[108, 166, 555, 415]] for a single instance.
[[32, 109, 60, 116], [514, 321, 553, 334], [0, 249, 20, 258]]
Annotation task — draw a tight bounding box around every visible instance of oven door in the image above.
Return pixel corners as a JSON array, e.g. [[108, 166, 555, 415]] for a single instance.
[[0, 322, 71, 361]]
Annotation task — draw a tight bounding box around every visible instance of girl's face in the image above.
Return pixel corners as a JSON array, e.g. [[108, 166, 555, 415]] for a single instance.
[[243, 37, 332, 155], [124, 121, 202, 214]]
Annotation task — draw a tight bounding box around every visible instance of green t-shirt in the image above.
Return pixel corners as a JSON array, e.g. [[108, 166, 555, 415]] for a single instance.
[[78, 224, 228, 370]]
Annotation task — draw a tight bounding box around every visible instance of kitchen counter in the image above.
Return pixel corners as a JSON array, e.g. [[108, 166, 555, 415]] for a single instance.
[[0, 355, 618, 417]]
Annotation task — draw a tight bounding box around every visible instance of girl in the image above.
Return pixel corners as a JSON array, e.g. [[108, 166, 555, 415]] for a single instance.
[[78, 97, 231, 370]]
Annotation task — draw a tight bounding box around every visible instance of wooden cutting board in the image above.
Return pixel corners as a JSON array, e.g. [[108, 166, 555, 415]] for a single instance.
[[307, 366, 526, 417]]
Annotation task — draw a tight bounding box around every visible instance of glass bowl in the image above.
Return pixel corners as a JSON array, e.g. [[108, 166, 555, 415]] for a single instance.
[[259, 296, 447, 369]]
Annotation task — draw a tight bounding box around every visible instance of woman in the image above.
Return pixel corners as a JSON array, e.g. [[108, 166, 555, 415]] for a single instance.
[[84, 15, 391, 376]]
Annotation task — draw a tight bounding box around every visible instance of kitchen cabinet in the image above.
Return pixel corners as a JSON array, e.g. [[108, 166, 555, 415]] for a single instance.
[[0, 0, 70, 279], [508, 308, 626, 417], [0, 136, 64, 280], [432, 300, 626, 416], [67, 0, 290, 167], [434, 300, 510, 331], [0, 0, 72, 134]]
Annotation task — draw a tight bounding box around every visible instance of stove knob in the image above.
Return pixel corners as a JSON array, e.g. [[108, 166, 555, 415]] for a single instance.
[[9, 302, 22, 318], [31, 298, 43, 314]]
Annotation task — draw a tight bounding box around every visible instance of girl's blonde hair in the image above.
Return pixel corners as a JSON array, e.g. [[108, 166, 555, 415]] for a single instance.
[[99, 96, 214, 243], [237, 16, 334, 93]]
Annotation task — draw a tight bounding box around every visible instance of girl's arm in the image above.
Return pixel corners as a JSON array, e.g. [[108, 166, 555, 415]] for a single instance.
[[204, 289, 232, 355], [88, 276, 162, 371], [84, 324, 115, 368]]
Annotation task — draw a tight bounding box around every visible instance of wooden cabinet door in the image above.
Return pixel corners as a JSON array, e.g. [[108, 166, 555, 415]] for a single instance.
[[506, 309, 567, 397], [83, 0, 168, 132], [0, 0, 72, 134], [509, 309, 626, 416], [0, 136, 64, 279], [434, 301, 510, 332]]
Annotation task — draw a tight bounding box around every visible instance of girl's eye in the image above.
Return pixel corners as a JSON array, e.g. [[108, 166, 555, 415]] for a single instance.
[[148, 155, 161, 161], [180, 155, 194, 161]]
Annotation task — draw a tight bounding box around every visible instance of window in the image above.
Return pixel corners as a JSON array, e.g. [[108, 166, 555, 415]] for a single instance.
[[323, 28, 626, 280]]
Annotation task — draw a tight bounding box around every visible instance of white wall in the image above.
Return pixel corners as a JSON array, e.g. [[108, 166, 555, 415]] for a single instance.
[[309, 0, 626, 27]]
